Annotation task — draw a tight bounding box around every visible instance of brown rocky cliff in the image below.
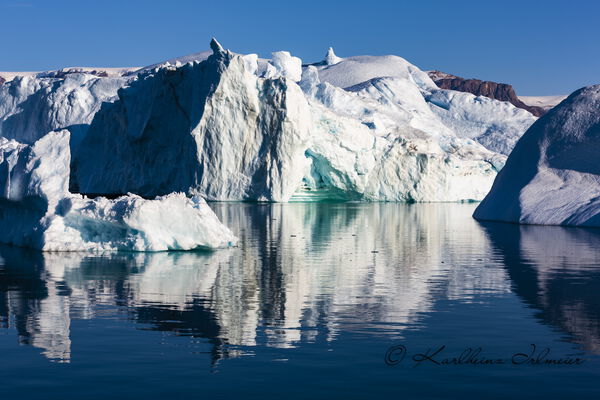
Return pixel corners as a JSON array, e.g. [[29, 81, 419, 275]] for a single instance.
[[428, 71, 545, 117]]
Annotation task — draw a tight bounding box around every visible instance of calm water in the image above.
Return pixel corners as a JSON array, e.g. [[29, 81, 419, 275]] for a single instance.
[[1, 203, 600, 399]]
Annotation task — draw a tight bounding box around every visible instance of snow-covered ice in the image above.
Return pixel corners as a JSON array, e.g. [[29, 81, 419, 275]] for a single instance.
[[311, 49, 537, 155], [298, 67, 505, 201], [0, 72, 130, 148], [474, 85, 600, 227], [263, 51, 302, 82], [0, 131, 236, 251], [425, 89, 537, 155], [323, 47, 343, 66]]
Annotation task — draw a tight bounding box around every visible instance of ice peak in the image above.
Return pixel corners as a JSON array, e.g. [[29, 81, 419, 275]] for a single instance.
[[210, 38, 224, 54], [324, 47, 342, 65]]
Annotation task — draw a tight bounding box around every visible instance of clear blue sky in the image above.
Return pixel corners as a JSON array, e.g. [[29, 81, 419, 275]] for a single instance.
[[1, 0, 598, 95]]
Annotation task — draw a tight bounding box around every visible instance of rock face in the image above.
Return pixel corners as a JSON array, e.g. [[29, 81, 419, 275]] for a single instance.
[[0, 131, 237, 251], [428, 71, 546, 117], [0, 76, 5, 85], [474, 85, 600, 227]]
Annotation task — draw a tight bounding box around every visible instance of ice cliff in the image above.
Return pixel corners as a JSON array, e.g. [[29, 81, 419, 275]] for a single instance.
[[474, 85, 600, 227], [76, 40, 311, 201], [0, 131, 236, 251], [72, 41, 535, 202]]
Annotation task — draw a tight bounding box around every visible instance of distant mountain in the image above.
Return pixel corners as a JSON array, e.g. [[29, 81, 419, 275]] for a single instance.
[[427, 70, 546, 117], [518, 95, 568, 111], [0, 67, 138, 83]]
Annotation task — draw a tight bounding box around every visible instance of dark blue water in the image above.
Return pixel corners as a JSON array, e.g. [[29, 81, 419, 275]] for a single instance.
[[1, 203, 599, 399]]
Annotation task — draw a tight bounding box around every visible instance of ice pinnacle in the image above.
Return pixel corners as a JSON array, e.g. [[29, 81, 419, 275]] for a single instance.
[[324, 47, 342, 65], [210, 37, 224, 54]]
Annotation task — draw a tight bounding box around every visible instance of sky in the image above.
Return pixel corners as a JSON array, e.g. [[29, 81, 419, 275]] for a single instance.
[[0, 0, 598, 95]]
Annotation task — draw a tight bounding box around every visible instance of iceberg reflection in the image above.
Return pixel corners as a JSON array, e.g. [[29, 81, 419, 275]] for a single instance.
[[481, 222, 600, 354], [0, 203, 512, 362]]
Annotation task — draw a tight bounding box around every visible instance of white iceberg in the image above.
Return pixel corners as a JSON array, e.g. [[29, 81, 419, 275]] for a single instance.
[[425, 89, 537, 155], [297, 68, 504, 201], [0, 130, 236, 251], [474, 85, 600, 227], [73, 41, 535, 202], [1, 40, 537, 203]]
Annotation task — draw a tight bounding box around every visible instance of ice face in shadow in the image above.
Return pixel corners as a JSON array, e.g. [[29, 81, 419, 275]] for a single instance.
[[474, 85, 600, 227], [0, 203, 512, 362], [481, 221, 600, 354], [0, 131, 236, 251]]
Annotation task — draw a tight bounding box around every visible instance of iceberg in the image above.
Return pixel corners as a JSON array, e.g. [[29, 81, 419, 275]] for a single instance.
[[425, 89, 537, 155], [73, 41, 534, 202], [1, 40, 537, 204], [474, 85, 600, 227], [262, 51, 302, 82], [0, 130, 236, 251]]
